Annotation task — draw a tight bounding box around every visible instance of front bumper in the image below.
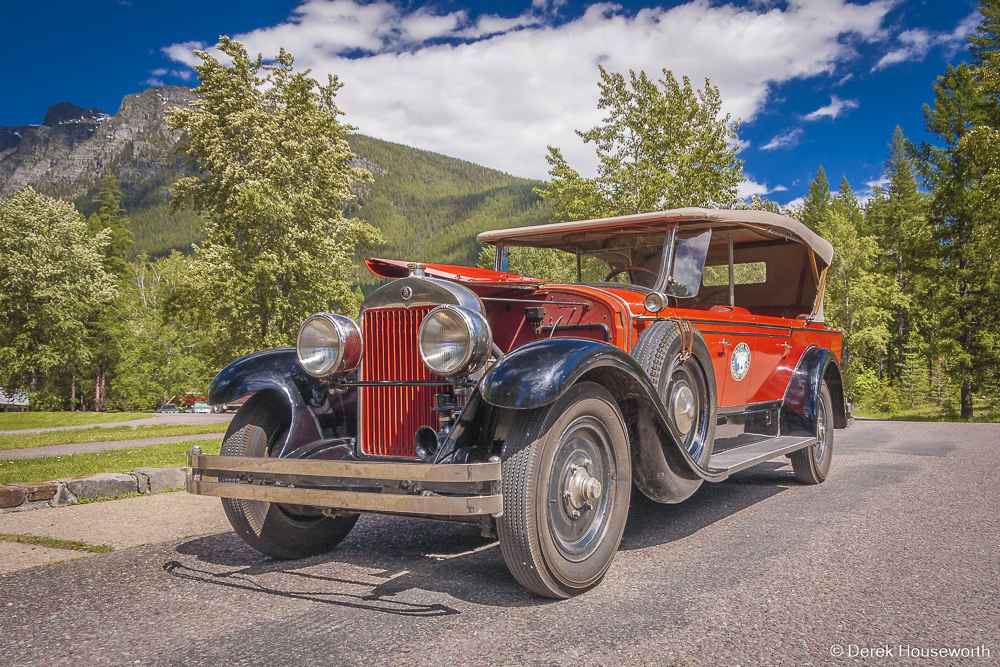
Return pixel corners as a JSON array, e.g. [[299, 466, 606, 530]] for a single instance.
[[185, 450, 503, 517]]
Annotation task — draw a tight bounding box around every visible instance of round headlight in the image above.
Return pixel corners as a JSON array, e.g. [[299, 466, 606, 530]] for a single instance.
[[644, 291, 668, 314], [296, 313, 363, 378], [418, 305, 492, 378]]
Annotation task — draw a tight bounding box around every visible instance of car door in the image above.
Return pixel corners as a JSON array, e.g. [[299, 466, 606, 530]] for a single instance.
[[691, 307, 756, 409]]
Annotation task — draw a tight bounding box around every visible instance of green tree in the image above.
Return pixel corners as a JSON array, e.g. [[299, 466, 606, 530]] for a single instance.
[[109, 252, 214, 410], [537, 66, 744, 220], [83, 173, 135, 410], [801, 166, 831, 231], [918, 62, 999, 419], [817, 205, 898, 389], [0, 188, 115, 405], [86, 172, 134, 282], [864, 127, 929, 385], [167, 37, 381, 364]]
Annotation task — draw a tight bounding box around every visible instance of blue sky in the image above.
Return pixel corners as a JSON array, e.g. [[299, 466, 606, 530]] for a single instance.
[[0, 0, 982, 206]]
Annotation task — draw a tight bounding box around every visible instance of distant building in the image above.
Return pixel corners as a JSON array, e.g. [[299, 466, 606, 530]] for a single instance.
[[0, 390, 29, 412]]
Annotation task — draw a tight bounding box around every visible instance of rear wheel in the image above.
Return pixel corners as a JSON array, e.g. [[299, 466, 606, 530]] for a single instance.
[[221, 393, 359, 559], [497, 382, 631, 598], [790, 383, 834, 484]]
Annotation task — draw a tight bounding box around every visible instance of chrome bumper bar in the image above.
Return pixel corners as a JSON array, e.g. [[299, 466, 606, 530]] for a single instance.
[[185, 451, 503, 517]]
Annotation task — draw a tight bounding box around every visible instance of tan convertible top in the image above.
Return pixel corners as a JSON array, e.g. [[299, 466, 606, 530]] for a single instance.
[[476, 207, 835, 267]]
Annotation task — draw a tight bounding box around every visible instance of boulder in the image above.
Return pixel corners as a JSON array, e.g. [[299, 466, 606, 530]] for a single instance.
[[64, 474, 137, 501], [132, 467, 187, 494], [0, 485, 27, 509], [12, 482, 58, 502]]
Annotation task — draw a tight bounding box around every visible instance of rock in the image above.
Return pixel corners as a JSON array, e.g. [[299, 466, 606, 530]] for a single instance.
[[11, 482, 58, 502], [64, 474, 138, 501], [49, 484, 77, 507], [132, 467, 187, 494], [133, 472, 150, 495], [0, 485, 27, 509]]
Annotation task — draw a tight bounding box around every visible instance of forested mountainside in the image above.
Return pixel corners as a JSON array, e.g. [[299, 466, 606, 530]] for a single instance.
[[0, 87, 550, 267]]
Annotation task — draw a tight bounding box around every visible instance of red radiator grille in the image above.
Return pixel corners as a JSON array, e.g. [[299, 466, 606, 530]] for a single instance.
[[361, 307, 440, 457]]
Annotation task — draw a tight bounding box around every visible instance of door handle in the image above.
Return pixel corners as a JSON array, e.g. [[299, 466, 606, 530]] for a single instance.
[[721, 339, 733, 346], [781, 341, 792, 357]]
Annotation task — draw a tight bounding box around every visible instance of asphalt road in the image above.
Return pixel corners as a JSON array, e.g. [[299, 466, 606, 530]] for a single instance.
[[2, 420, 998, 666]]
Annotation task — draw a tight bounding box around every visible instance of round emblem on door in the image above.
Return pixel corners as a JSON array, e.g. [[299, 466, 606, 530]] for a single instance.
[[730, 342, 751, 381]]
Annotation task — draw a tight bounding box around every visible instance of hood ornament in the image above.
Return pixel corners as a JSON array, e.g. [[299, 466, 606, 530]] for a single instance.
[[407, 263, 426, 278]]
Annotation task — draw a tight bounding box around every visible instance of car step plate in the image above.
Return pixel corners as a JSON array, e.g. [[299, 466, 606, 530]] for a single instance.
[[707, 435, 815, 480]]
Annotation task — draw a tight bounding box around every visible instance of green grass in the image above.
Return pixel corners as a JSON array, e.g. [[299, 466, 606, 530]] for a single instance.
[[0, 423, 227, 451], [0, 439, 221, 485], [0, 412, 152, 431], [854, 400, 999, 422], [0, 533, 113, 553]]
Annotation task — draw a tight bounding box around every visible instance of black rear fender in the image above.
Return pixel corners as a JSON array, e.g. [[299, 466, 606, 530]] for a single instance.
[[780, 346, 848, 436], [208, 348, 357, 457]]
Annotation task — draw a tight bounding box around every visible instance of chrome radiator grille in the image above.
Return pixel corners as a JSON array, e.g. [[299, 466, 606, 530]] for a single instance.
[[360, 307, 439, 457]]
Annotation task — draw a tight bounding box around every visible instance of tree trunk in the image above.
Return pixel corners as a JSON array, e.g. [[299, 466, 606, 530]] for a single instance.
[[961, 378, 973, 420], [71, 374, 76, 412]]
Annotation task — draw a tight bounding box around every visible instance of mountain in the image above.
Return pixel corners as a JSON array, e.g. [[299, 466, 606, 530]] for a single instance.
[[0, 87, 551, 267]]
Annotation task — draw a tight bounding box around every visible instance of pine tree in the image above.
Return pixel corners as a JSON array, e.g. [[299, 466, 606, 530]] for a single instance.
[[864, 127, 929, 385], [919, 63, 999, 419], [801, 167, 831, 231]]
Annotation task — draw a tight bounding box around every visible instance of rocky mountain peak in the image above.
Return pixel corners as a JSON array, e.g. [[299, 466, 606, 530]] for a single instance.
[[42, 102, 111, 127]]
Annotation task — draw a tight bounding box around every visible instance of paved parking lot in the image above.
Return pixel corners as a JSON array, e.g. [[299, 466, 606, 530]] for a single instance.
[[1, 419, 997, 666]]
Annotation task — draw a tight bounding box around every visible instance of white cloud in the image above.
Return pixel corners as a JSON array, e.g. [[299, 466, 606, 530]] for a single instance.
[[781, 196, 805, 209], [738, 179, 787, 200], [802, 95, 859, 121], [761, 128, 805, 151], [163, 0, 893, 179], [873, 11, 980, 71]]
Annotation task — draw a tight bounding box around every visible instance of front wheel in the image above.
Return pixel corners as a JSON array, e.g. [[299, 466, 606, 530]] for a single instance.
[[497, 382, 631, 598], [220, 392, 359, 559], [790, 382, 834, 484]]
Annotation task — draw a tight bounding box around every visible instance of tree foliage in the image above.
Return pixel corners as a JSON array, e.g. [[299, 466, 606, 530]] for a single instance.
[[538, 66, 744, 220], [167, 37, 381, 363], [0, 188, 115, 401]]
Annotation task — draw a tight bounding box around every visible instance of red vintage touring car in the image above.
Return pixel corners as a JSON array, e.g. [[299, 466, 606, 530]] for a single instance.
[[187, 207, 851, 598]]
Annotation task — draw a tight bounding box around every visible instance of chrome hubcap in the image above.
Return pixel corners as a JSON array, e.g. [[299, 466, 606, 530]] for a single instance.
[[814, 404, 828, 464], [564, 460, 603, 510], [671, 384, 696, 435], [547, 417, 614, 561]]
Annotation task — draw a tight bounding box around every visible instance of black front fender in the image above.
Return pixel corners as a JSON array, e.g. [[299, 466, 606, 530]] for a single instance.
[[480, 339, 725, 500], [208, 349, 357, 457]]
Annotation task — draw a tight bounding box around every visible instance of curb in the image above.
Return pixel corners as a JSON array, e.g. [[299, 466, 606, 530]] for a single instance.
[[0, 467, 187, 513]]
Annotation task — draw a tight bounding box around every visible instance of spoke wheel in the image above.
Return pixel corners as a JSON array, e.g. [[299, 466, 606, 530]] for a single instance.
[[790, 382, 834, 484], [497, 382, 631, 598], [221, 392, 359, 559]]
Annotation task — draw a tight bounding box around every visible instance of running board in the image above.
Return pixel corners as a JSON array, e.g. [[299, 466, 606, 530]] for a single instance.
[[707, 435, 815, 480]]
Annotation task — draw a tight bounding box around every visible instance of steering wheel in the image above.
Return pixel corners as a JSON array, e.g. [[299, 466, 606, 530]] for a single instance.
[[604, 266, 658, 283]]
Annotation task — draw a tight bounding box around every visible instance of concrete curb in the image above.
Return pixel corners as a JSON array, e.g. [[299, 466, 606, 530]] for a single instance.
[[0, 467, 187, 513]]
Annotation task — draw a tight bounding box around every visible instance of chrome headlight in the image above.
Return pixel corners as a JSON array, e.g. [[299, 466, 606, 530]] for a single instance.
[[417, 305, 492, 377], [644, 291, 669, 314], [296, 313, 363, 378]]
